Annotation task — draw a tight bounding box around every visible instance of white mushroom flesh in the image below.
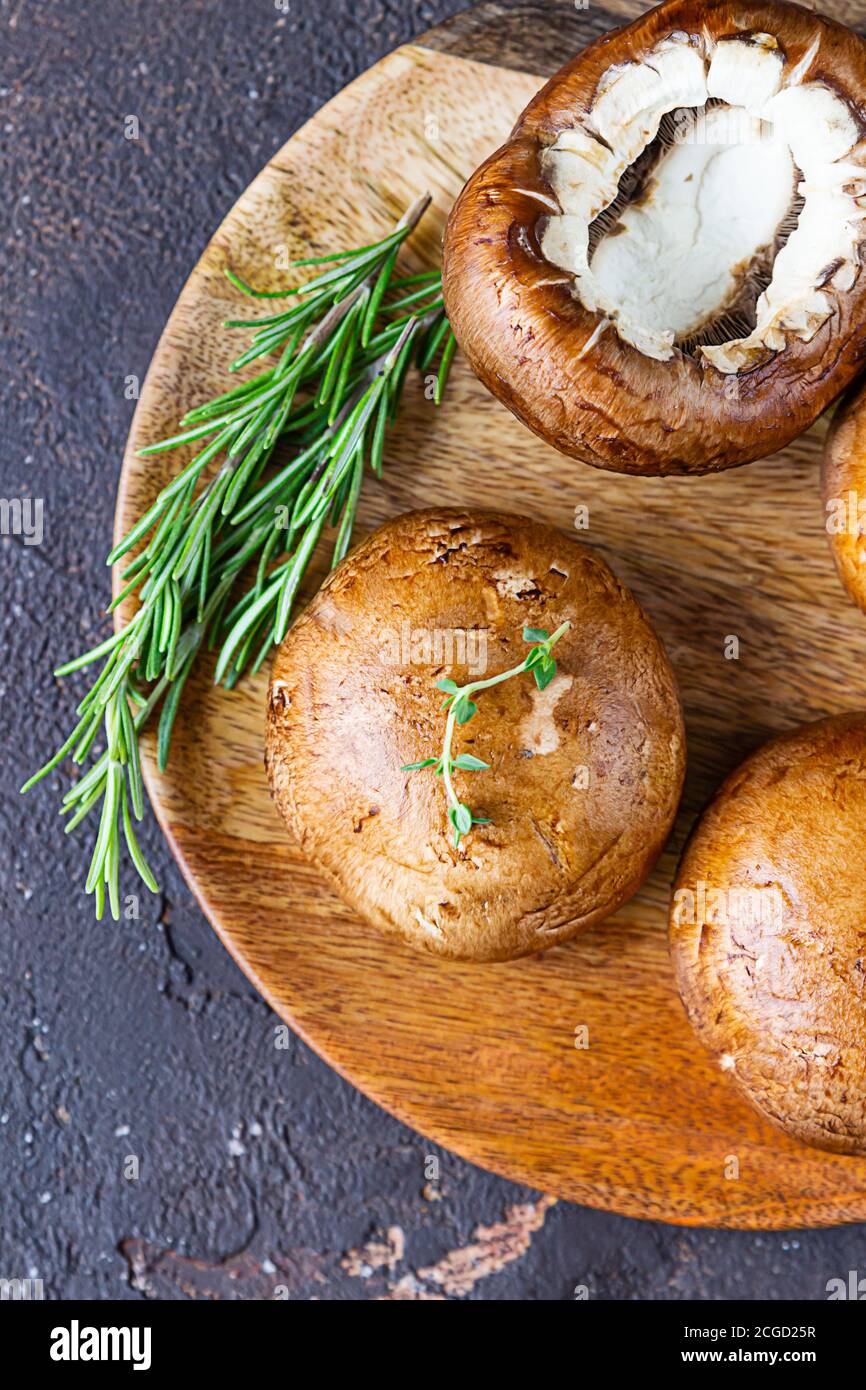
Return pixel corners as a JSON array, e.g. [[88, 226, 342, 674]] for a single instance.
[[590, 108, 795, 345], [539, 30, 866, 371]]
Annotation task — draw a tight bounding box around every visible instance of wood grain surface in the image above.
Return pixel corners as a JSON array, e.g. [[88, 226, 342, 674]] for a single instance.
[[116, 0, 866, 1226]]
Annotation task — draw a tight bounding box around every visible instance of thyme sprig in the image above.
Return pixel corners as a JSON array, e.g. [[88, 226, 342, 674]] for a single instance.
[[22, 194, 456, 918], [402, 622, 571, 847]]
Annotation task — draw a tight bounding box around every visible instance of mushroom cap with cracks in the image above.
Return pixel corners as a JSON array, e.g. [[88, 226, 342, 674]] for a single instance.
[[670, 712, 866, 1155], [265, 508, 686, 962]]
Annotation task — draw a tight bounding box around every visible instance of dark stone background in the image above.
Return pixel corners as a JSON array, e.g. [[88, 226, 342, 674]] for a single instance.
[[1, 0, 864, 1301]]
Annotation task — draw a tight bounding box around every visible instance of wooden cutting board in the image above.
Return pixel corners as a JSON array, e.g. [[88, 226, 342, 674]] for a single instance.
[[116, 0, 866, 1227]]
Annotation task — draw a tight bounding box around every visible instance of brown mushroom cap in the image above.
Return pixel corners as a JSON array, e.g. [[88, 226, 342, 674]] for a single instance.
[[823, 376, 866, 613], [670, 713, 866, 1154], [443, 0, 866, 476], [266, 508, 685, 962]]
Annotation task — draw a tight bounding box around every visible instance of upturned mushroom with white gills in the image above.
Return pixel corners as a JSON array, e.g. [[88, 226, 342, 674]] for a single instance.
[[266, 509, 685, 963], [443, 0, 866, 476]]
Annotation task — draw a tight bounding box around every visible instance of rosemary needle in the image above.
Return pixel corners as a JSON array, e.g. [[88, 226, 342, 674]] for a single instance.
[[24, 194, 457, 919]]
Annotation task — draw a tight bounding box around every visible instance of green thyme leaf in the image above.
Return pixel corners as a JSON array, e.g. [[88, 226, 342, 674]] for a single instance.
[[452, 754, 489, 771], [454, 698, 477, 725], [533, 659, 557, 691]]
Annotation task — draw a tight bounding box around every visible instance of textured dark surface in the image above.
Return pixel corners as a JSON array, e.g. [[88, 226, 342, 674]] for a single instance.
[[2, 0, 866, 1301]]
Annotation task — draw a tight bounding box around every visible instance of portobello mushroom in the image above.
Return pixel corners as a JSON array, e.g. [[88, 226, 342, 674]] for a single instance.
[[443, 0, 866, 475], [670, 713, 866, 1154], [266, 508, 685, 962], [823, 375, 866, 614]]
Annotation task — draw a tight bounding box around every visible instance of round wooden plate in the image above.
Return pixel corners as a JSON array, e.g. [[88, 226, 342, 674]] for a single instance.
[[116, 0, 866, 1227]]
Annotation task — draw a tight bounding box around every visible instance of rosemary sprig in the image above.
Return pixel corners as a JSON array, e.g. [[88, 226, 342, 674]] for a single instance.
[[22, 194, 457, 919], [402, 623, 571, 848]]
